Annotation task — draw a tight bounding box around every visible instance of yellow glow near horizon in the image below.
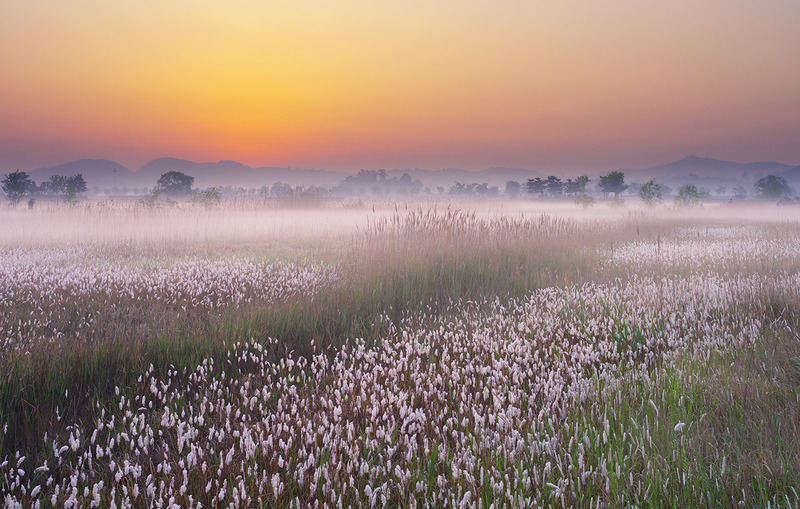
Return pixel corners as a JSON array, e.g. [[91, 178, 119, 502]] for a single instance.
[[1, 0, 799, 171]]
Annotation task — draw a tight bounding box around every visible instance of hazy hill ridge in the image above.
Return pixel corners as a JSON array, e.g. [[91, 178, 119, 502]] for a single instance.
[[623, 155, 794, 180], [19, 155, 800, 192], [138, 158, 346, 188], [29, 159, 133, 189]]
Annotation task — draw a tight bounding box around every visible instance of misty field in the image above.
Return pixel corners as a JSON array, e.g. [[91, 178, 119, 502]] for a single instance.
[[1, 199, 800, 508]]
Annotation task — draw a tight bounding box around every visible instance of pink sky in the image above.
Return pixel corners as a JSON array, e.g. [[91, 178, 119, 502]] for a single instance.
[[2, 0, 799, 173]]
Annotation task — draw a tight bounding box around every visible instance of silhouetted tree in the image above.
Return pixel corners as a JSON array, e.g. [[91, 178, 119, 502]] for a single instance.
[[674, 184, 711, 206], [449, 182, 496, 196], [156, 171, 194, 196], [526, 177, 545, 197], [344, 170, 380, 186], [341, 169, 421, 195], [68, 174, 87, 195], [42, 174, 87, 200], [563, 180, 577, 195], [599, 171, 628, 198], [575, 175, 590, 193], [545, 176, 564, 197], [639, 179, 663, 207], [40, 175, 67, 196], [753, 175, 793, 201], [564, 176, 590, 196], [271, 182, 292, 196], [2, 171, 35, 204]]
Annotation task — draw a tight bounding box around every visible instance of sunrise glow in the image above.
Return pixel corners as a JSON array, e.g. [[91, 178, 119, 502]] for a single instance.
[[2, 0, 799, 171]]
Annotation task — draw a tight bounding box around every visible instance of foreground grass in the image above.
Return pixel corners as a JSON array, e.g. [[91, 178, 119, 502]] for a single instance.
[[0, 209, 603, 456], [2, 204, 799, 506], [4, 269, 799, 506], [552, 322, 800, 507]]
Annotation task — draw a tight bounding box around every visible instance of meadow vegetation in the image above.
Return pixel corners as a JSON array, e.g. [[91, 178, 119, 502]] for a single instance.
[[0, 199, 799, 507]]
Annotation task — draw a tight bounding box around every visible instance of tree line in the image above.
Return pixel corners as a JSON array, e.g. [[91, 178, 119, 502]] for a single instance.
[[2, 168, 796, 206], [1, 171, 87, 205], [505, 171, 794, 206]]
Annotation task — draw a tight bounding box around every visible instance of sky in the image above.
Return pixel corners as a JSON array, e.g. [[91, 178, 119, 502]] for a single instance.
[[1, 0, 799, 173]]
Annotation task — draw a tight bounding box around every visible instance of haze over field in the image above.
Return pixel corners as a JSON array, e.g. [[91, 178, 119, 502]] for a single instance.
[[2, 1, 800, 175], [2, 199, 800, 506], [3, 3, 800, 506], [16, 155, 800, 194]]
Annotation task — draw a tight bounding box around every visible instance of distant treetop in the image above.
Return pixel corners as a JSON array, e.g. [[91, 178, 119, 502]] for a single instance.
[[2, 171, 35, 204], [598, 171, 628, 198], [753, 175, 793, 201], [156, 171, 195, 196]]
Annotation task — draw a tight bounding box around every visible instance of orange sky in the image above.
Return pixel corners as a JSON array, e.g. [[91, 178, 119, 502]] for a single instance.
[[2, 0, 799, 172]]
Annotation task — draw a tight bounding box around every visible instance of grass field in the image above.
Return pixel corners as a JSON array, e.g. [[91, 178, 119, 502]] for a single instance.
[[1, 198, 799, 507]]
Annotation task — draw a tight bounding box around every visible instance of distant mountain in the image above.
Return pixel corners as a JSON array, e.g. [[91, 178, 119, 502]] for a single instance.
[[137, 157, 212, 180], [616, 156, 800, 195], [19, 155, 799, 196], [137, 158, 346, 188], [624, 156, 793, 181], [29, 159, 134, 189]]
